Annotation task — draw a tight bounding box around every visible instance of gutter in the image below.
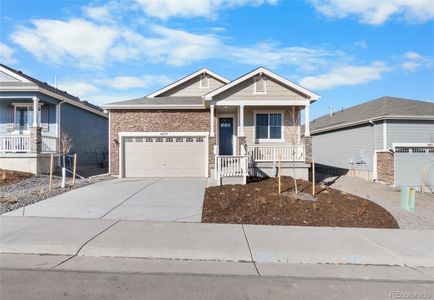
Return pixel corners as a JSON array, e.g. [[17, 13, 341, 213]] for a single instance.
[[102, 104, 206, 110], [310, 115, 434, 135]]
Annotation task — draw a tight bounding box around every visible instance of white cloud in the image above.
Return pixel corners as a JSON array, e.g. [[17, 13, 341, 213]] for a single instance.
[[12, 19, 118, 67], [299, 61, 391, 90], [57, 81, 100, 98], [0, 42, 18, 63], [96, 74, 172, 89], [82, 6, 112, 20], [309, 0, 434, 25], [136, 0, 277, 20], [354, 40, 367, 49], [400, 51, 434, 72]]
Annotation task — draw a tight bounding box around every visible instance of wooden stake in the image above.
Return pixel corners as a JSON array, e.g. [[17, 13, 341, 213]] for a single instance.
[[49, 154, 53, 190], [278, 155, 282, 194], [312, 159, 315, 196], [72, 153, 77, 186]]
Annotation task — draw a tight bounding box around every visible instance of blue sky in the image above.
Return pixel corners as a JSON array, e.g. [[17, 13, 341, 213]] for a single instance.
[[1, 0, 433, 119]]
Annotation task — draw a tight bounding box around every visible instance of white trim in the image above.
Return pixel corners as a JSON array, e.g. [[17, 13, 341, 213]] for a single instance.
[[204, 67, 320, 101], [373, 152, 377, 181], [102, 104, 206, 110], [199, 75, 210, 89], [0, 65, 32, 83], [118, 131, 209, 178], [253, 76, 267, 95], [108, 112, 111, 175], [392, 143, 434, 151], [210, 104, 215, 137], [217, 114, 236, 155], [311, 115, 434, 135], [253, 110, 284, 143], [383, 120, 387, 150], [13, 102, 42, 132], [213, 99, 309, 106], [147, 68, 229, 98], [304, 102, 310, 137]]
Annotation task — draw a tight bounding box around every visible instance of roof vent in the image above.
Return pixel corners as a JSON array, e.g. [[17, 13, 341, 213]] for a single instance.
[[329, 105, 333, 117]]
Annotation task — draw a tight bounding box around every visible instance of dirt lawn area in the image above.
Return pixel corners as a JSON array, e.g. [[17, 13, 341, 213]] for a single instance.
[[203, 176, 399, 229], [0, 169, 33, 187]]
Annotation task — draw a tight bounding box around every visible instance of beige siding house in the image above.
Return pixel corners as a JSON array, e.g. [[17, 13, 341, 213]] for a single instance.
[[103, 67, 320, 185]]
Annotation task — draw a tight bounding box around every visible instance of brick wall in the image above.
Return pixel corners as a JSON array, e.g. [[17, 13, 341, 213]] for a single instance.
[[303, 136, 312, 164], [109, 109, 210, 175], [376, 151, 394, 184]]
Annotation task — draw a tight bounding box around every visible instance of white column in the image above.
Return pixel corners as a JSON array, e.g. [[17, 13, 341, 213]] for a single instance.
[[210, 104, 215, 137], [304, 102, 310, 137], [32, 96, 39, 127], [239, 105, 245, 136]]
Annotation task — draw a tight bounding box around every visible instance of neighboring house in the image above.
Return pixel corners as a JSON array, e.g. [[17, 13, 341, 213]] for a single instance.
[[103, 67, 320, 184], [310, 96, 434, 190], [0, 64, 108, 174]]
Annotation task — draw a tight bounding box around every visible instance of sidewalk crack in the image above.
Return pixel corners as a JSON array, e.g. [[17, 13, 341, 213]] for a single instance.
[[49, 220, 121, 270], [241, 224, 260, 276]]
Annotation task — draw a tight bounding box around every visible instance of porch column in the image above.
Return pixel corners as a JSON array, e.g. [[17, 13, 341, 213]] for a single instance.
[[32, 96, 40, 127], [31, 96, 42, 154], [210, 104, 215, 137], [304, 101, 310, 137], [239, 105, 245, 136]]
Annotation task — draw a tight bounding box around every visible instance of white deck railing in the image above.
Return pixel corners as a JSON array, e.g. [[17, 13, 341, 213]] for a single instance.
[[0, 135, 31, 152], [216, 155, 248, 184], [42, 136, 58, 152], [247, 144, 305, 162]]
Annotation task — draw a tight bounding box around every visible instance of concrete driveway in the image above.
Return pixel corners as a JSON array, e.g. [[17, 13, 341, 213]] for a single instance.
[[5, 178, 207, 222]]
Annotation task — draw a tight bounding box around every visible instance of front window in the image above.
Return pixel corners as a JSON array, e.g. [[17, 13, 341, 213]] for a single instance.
[[14, 105, 41, 132], [255, 113, 282, 140]]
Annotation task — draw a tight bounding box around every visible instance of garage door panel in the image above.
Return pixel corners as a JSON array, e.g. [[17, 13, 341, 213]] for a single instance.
[[395, 147, 434, 189], [124, 136, 206, 178]]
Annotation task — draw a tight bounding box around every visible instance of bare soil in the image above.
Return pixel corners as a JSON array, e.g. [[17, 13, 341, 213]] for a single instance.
[[202, 176, 399, 229], [0, 169, 33, 187]]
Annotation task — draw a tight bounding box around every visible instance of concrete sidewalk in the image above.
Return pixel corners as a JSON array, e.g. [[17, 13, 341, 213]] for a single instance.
[[1, 216, 433, 269]]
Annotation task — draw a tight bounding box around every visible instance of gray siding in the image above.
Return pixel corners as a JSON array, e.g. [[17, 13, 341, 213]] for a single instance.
[[386, 120, 434, 148], [312, 122, 383, 172], [60, 103, 108, 166], [159, 76, 225, 97]]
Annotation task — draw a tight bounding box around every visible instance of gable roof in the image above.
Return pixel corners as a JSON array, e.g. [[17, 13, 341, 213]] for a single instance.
[[147, 68, 229, 98], [203, 67, 320, 101], [102, 96, 205, 109], [0, 64, 106, 117], [310, 96, 434, 134]]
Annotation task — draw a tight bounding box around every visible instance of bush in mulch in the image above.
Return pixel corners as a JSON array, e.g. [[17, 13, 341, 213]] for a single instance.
[[202, 176, 399, 229]]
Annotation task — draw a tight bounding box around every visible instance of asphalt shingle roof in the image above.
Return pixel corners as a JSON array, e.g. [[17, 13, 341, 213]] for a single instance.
[[107, 96, 204, 106], [310, 96, 434, 133], [0, 63, 104, 112]]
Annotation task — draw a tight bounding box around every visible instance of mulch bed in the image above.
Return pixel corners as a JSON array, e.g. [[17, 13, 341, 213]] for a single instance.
[[0, 169, 33, 187], [202, 176, 399, 229]]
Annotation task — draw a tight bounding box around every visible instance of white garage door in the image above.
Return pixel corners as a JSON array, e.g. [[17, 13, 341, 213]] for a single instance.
[[395, 147, 434, 189], [124, 136, 206, 177]]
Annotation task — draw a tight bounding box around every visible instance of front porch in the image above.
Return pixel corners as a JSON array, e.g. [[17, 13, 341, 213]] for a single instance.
[[0, 96, 59, 173], [210, 102, 312, 184]]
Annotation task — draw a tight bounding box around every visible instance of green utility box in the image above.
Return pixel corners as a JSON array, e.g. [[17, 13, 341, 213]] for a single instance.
[[400, 187, 416, 212]]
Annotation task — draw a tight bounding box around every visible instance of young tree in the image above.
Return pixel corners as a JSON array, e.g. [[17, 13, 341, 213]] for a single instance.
[[287, 106, 301, 194], [59, 130, 72, 188]]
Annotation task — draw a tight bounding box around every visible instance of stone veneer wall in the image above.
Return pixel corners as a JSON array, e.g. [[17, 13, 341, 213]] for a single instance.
[[303, 136, 312, 164], [376, 151, 394, 184], [109, 109, 210, 175]]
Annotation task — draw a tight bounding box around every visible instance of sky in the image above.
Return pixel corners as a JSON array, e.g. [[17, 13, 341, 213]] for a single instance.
[[1, 0, 433, 119]]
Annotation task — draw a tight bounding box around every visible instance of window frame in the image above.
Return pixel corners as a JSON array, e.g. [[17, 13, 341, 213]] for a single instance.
[[253, 111, 284, 143], [13, 103, 42, 133], [253, 76, 267, 95], [199, 75, 210, 89]]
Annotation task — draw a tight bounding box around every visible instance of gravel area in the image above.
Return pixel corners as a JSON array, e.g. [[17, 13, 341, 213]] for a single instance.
[[0, 174, 114, 214], [323, 175, 434, 230]]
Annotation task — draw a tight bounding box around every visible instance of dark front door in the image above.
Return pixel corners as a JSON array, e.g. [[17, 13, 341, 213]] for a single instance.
[[219, 118, 233, 155]]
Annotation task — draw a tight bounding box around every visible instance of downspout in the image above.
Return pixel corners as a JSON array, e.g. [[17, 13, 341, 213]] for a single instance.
[[369, 119, 377, 181], [56, 100, 66, 166]]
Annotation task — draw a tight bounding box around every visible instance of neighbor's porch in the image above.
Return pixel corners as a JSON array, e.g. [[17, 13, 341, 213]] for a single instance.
[[0, 96, 59, 153], [210, 101, 312, 183]]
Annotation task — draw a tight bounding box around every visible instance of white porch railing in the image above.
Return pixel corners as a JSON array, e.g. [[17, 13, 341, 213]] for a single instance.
[[216, 155, 248, 184], [42, 136, 58, 152], [247, 144, 305, 162], [0, 135, 31, 152]]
